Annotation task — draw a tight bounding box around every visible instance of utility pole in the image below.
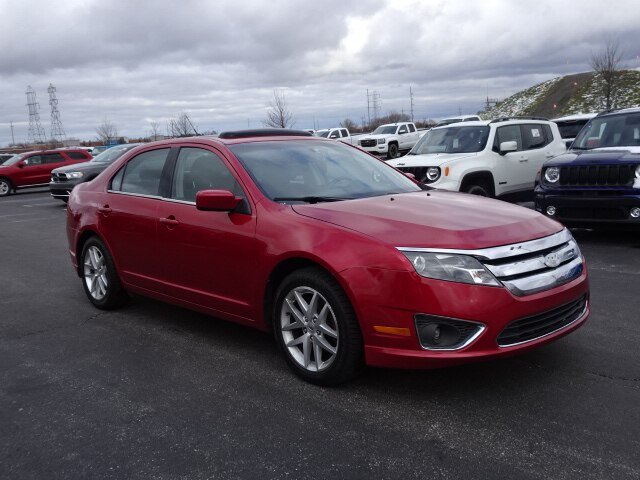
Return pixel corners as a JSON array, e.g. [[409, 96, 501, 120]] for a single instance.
[[366, 89, 371, 127], [410, 86, 415, 123], [10, 121, 16, 145]]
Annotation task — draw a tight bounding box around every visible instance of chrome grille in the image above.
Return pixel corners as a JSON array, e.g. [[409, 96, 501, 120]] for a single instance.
[[51, 172, 67, 182]]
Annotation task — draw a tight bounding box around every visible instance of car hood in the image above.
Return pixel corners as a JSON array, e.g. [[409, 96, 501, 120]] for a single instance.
[[292, 190, 561, 250], [360, 133, 396, 140], [52, 161, 105, 174], [388, 152, 477, 168], [547, 148, 640, 166]]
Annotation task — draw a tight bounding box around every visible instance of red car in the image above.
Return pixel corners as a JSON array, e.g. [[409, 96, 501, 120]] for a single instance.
[[0, 149, 93, 197], [66, 130, 589, 385]]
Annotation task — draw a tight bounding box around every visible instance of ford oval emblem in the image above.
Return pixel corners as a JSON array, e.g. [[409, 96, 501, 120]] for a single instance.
[[544, 252, 561, 268]]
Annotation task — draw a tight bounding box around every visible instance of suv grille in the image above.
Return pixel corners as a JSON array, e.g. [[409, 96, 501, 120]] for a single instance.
[[497, 295, 587, 347], [398, 167, 430, 182], [359, 139, 377, 148], [559, 164, 635, 187]]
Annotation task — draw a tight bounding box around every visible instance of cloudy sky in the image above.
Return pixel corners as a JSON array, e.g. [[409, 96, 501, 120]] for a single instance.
[[1, 0, 639, 146]]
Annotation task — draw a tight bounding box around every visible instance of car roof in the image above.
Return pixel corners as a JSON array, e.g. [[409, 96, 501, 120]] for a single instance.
[[551, 113, 598, 122], [595, 106, 640, 118], [139, 131, 320, 148]]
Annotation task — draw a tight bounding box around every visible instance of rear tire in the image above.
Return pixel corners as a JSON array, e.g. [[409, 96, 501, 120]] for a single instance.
[[80, 237, 128, 310], [273, 267, 363, 386], [0, 178, 13, 197]]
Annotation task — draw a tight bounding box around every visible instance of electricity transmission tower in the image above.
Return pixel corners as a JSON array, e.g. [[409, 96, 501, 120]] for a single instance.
[[48, 83, 66, 142], [26, 86, 46, 144]]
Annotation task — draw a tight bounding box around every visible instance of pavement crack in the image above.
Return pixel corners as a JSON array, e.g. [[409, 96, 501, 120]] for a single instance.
[[587, 371, 640, 383]]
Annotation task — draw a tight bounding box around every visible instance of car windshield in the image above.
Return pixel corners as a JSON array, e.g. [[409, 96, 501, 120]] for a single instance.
[[315, 130, 330, 138], [90, 145, 136, 163], [372, 126, 398, 135], [410, 126, 490, 154], [1, 153, 26, 166], [572, 112, 640, 150], [555, 120, 590, 139], [229, 140, 422, 203]]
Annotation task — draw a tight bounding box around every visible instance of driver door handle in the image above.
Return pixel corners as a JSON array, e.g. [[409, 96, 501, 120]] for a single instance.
[[98, 205, 112, 215], [159, 216, 180, 227]]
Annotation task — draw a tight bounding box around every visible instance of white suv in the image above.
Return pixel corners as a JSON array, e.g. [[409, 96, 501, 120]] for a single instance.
[[388, 117, 566, 197]]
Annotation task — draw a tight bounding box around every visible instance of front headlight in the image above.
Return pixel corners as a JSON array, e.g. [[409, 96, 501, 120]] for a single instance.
[[635, 165, 640, 179], [425, 167, 440, 182], [66, 172, 84, 179], [377, 138, 386, 144], [401, 251, 500, 286], [544, 167, 560, 183]]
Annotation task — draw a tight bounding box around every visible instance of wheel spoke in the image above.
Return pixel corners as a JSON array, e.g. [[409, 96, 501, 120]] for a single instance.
[[313, 341, 324, 371], [303, 335, 312, 368], [307, 291, 319, 317], [283, 297, 305, 326], [319, 323, 337, 339], [316, 335, 337, 355], [286, 334, 307, 348], [293, 290, 309, 315]]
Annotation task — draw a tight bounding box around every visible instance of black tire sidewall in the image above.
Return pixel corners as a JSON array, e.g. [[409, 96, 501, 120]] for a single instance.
[[273, 268, 363, 386], [465, 184, 490, 197], [387, 144, 398, 159]]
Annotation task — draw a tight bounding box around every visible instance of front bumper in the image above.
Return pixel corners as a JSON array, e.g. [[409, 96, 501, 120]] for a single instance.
[[534, 189, 640, 224], [49, 180, 80, 200], [339, 264, 589, 369]]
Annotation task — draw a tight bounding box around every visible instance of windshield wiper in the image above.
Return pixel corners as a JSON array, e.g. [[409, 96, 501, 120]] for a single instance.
[[273, 196, 353, 204]]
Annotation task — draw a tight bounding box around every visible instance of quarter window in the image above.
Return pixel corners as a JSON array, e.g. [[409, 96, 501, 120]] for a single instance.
[[42, 153, 66, 164], [170, 148, 242, 202], [66, 151, 90, 160], [111, 148, 169, 196]]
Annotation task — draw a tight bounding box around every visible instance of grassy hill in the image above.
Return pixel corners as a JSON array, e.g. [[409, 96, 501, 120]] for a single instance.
[[482, 70, 640, 119]]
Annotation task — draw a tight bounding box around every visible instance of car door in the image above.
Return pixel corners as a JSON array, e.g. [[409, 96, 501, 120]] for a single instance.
[[17, 155, 49, 186], [41, 153, 68, 182], [520, 124, 553, 187], [397, 124, 410, 150], [156, 146, 258, 319], [494, 124, 530, 193], [99, 147, 173, 292]]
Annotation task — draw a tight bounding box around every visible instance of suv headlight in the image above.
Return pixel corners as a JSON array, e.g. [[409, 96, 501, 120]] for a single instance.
[[401, 251, 500, 286], [66, 172, 84, 179], [377, 138, 386, 144], [425, 167, 440, 182], [635, 165, 640, 179], [544, 167, 560, 183]]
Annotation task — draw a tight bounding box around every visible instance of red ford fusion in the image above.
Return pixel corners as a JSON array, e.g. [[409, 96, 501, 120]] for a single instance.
[[66, 130, 589, 385]]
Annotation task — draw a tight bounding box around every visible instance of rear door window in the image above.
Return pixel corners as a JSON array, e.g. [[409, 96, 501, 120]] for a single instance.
[[522, 124, 548, 150], [110, 148, 170, 196]]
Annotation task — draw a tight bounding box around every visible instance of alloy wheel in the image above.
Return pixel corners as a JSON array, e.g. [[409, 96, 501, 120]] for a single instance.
[[83, 245, 109, 301]]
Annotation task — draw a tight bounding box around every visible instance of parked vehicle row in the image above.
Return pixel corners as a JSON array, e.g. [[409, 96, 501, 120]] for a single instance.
[[0, 149, 93, 197], [66, 129, 589, 385]]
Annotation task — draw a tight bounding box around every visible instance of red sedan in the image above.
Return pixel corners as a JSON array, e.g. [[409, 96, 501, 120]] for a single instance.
[[66, 130, 589, 385]]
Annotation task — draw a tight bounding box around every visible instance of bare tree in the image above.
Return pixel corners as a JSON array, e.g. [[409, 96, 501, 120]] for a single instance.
[[169, 112, 198, 137], [148, 120, 162, 140], [95, 119, 118, 144], [264, 89, 295, 128], [340, 118, 358, 131], [590, 38, 624, 110]]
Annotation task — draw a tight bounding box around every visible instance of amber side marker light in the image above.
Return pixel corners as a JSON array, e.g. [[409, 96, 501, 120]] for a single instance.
[[373, 326, 411, 336], [444, 166, 450, 176]]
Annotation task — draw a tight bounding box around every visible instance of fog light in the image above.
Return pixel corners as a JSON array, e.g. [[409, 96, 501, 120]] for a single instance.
[[631, 207, 640, 218], [546, 206, 557, 216], [415, 315, 485, 350]]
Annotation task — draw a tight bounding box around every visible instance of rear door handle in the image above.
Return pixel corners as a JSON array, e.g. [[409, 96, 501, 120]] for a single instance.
[[159, 216, 180, 227], [546, 152, 555, 158], [98, 205, 112, 215], [519, 157, 529, 163]]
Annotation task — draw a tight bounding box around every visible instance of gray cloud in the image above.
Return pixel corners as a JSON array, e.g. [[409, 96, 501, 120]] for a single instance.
[[1, 0, 639, 145]]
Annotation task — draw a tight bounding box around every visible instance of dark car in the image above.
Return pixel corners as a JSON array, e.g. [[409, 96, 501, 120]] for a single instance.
[[535, 107, 640, 226], [50, 144, 142, 202], [0, 149, 92, 197], [66, 129, 589, 386]]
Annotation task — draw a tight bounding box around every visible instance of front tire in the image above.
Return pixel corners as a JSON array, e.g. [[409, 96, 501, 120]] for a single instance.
[[0, 178, 13, 197], [80, 237, 128, 309], [274, 267, 363, 386], [464, 183, 491, 197], [387, 143, 399, 159]]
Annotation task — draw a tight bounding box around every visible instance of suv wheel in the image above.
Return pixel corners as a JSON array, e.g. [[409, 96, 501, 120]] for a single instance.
[[0, 178, 13, 197], [387, 143, 399, 159], [464, 183, 491, 197], [80, 237, 128, 309], [274, 267, 363, 386]]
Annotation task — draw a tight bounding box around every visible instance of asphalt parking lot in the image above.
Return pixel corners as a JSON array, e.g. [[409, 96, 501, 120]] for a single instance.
[[1, 190, 639, 480]]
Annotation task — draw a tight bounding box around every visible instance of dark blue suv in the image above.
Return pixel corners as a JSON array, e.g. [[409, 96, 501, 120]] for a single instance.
[[535, 107, 640, 226]]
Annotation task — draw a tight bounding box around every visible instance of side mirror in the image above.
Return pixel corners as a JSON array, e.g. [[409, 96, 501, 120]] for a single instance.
[[398, 131, 407, 135], [17, 162, 25, 168], [195, 190, 242, 212], [329, 133, 339, 139], [499, 141, 518, 154]]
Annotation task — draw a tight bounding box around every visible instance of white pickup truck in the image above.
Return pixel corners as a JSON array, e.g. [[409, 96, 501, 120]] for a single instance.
[[357, 122, 420, 159], [314, 128, 355, 144]]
